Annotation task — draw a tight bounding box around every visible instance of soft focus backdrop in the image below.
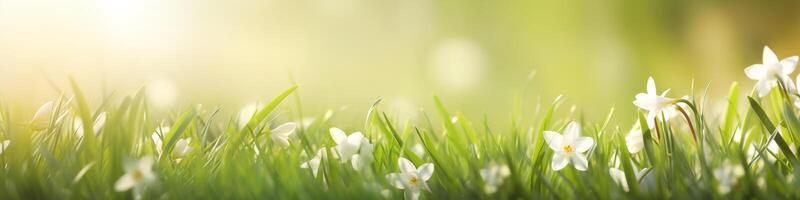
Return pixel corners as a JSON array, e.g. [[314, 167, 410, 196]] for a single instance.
[[2, 0, 800, 123]]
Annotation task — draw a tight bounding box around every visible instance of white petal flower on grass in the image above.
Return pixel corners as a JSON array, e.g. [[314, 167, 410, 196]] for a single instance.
[[386, 157, 434, 200], [238, 102, 260, 130], [30, 101, 55, 130], [171, 138, 193, 161], [745, 46, 798, 97], [151, 126, 170, 157], [150, 127, 193, 161], [608, 166, 648, 192], [114, 156, 156, 192], [0, 140, 9, 155], [270, 122, 297, 148], [330, 127, 363, 163], [626, 125, 644, 154], [608, 168, 628, 192], [351, 139, 374, 171], [300, 148, 328, 177], [544, 122, 594, 171], [480, 163, 510, 194], [633, 77, 678, 127], [713, 162, 745, 194], [74, 112, 108, 137]]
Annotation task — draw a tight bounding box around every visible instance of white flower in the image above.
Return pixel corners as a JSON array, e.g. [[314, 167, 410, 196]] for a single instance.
[[151, 127, 169, 156], [386, 157, 434, 200], [30, 101, 55, 130], [0, 140, 9, 155], [151, 126, 193, 161], [352, 139, 374, 170], [270, 122, 297, 148], [713, 162, 745, 194], [74, 112, 108, 137], [626, 125, 644, 154], [171, 138, 193, 161], [608, 166, 648, 192], [745, 46, 798, 97], [544, 122, 594, 171], [480, 163, 510, 194], [411, 143, 426, 158], [238, 102, 260, 130], [300, 148, 328, 177], [114, 156, 156, 192], [330, 127, 364, 163], [633, 77, 678, 127]]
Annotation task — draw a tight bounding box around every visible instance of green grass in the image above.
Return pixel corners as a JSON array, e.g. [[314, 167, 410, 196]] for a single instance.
[[1, 78, 800, 200]]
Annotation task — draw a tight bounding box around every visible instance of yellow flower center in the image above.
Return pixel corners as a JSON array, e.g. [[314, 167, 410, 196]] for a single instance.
[[409, 176, 419, 186], [132, 170, 144, 181], [563, 145, 573, 153]]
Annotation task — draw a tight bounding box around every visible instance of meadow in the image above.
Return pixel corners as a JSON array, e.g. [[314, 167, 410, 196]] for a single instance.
[[1, 46, 800, 199]]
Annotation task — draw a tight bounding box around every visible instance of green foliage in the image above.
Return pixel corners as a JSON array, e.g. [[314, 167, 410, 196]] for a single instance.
[[0, 81, 799, 200]]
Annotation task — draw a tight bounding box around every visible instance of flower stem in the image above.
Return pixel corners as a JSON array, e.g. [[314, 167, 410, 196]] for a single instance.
[[653, 117, 661, 142], [674, 105, 698, 144]]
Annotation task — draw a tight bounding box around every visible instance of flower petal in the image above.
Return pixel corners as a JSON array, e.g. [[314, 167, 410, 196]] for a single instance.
[[271, 122, 297, 137], [347, 132, 364, 147], [418, 163, 434, 181], [114, 173, 137, 192], [633, 94, 655, 110], [543, 131, 563, 150], [756, 80, 773, 97], [763, 46, 780, 65], [138, 156, 154, 171], [398, 157, 417, 174], [571, 154, 589, 171], [563, 122, 581, 143], [151, 133, 163, 156], [360, 139, 374, 156], [781, 56, 798, 74], [573, 137, 594, 153], [745, 64, 765, 80], [647, 76, 656, 96], [306, 157, 322, 177], [405, 189, 421, 200], [551, 154, 569, 171], [796, 74, 800, 93], [646, 111, 657, 128], [351, 154, 363, 170], [386, 173, 406, 189], [330, 128, 347, 144], [172, 138, 191, 158], [608, 168, 629, 192], [626, 129, 644, 154], [271, 134, 290, 148], [0, 140, 10, 155], [30, 101, 54, 130]]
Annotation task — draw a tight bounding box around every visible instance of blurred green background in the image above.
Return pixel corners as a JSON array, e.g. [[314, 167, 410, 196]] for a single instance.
[[1, 0, 800, 123]]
